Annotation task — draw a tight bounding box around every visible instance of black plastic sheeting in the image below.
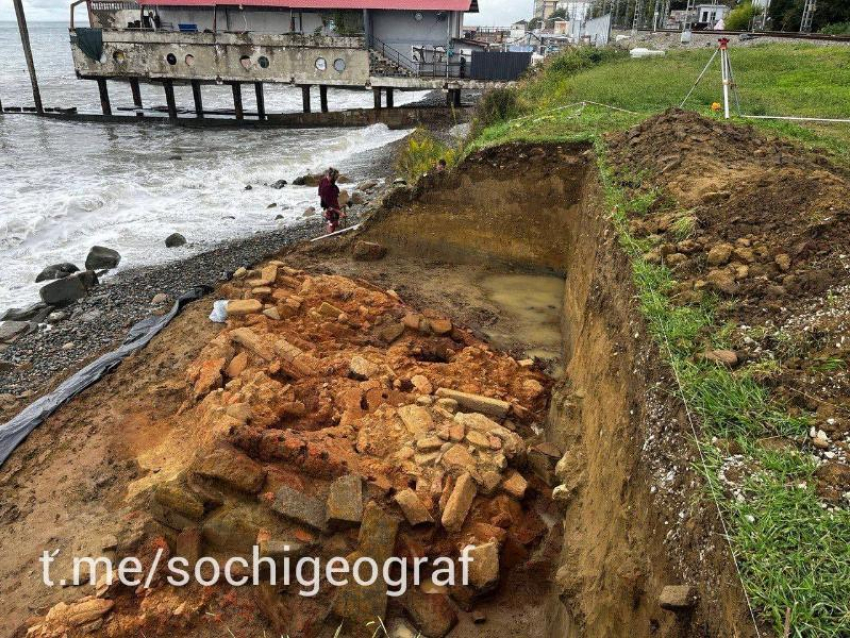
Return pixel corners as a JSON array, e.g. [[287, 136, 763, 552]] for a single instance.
[[0, 286, 211, 468]]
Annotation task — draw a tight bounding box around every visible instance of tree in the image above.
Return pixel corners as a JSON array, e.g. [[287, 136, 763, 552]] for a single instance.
[[725, 1, 759, 29], [549, 7, 570, 21], [769, 0, 850, 32]]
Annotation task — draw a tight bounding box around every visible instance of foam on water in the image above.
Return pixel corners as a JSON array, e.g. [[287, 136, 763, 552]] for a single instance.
[[0, 23, 424, 310]]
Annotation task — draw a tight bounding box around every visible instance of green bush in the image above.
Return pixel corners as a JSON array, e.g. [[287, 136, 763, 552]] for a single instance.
[[725, 2, 759, 30], [474, 87, 523, 130], [546, 47, 624, 76], [822, 21, 850, 35], [395, 129, 457, 183]]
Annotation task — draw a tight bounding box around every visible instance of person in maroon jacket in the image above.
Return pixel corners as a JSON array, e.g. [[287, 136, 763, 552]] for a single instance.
[[318, 168, 345, 233]]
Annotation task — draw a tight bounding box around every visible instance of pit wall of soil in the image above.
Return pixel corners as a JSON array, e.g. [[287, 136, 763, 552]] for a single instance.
[[364, 143, 757, 637], [545, 166, 757, 637]]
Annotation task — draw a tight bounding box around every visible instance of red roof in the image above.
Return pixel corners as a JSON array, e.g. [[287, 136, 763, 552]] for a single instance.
[[142, 0, 474, 9]]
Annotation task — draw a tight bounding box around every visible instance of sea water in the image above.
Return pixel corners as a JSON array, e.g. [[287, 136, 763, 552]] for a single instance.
[[0, 22, 423, 309]]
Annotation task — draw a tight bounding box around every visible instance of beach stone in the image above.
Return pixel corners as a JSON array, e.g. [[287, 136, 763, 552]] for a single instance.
[[352, 241, 387, 262], [435, 389, 510, 419], [442, 473, 477, 532], [192, 446, 267, 494], [394, 489, 434, 526], [401, 589, 458, 638], [1, 302, 50, 322], [659, 585, 698, 611], [272, 486, 328, 533], [35, 262, 79, 283], [165, 233, 187, 248], [227, 299, 263, 316], [270, 179, 287, 189], [0, 321, 33, 342], [39, 275, 89, 307], [326, 474, 364, 529], [85, 246, 121, 270], [151, 293, 169, 305], [699, 349, 739, 368]]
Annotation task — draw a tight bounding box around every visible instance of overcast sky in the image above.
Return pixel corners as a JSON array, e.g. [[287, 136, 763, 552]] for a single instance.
[[0, 0, 534, 26]]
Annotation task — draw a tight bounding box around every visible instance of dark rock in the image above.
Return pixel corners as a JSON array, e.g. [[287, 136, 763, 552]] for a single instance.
[[245, 184, 253, 190], [77, 270, 100, 289], [0, 302, 51, 323], [271, 486, 328, 533], [39, 275, 88, 307], [85, 246, 121, 270], [326, 474, 363, 529], [270, 179, 288, 189], [165, 233, 187, 248], [352, 241, 387, 262], [35, 262, 79, 283]]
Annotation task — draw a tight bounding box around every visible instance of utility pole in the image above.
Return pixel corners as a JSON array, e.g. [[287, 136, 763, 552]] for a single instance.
[[13, 0, 44, 114], [800, 0, 816, 33]]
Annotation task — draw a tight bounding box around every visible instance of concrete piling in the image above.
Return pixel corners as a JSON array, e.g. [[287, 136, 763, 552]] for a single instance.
[[373, 87, 382, 110], [386, 88, 394, 109], [191, 81, 204, 118], [163, 80, 177, 120], [255, 82, 266, 120], [129, 78, 143, 117], [319, 85, 329, 114], [301, 85, 312, 113], [97, 78, 112, 116], [232, 83, 244, 120]]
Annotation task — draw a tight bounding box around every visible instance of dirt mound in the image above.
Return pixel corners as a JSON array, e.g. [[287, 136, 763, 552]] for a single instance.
[[607, 109, 850, 501]]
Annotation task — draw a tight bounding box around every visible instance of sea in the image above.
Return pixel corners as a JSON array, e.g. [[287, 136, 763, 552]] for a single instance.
[[0, 22, 423, 310]]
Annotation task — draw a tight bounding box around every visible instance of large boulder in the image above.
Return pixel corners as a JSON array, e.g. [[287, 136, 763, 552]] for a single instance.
[[165, 233, 187, 248], [35, 262, 79, 283], [0, 320, 33, 343], [39, 271, 97, 307], [85, 246, 121, 270]]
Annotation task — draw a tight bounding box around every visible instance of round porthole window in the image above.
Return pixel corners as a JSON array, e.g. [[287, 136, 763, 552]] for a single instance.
[[240, 55, 252, 70], [333, 58, 346, 73], [113, 50, 126, 64], [166, 53, 177, 66], [414, 12, 423, 21], [185, 54, 195, 67], [315, 57, 327, 71], [258, 56, 270, 69]]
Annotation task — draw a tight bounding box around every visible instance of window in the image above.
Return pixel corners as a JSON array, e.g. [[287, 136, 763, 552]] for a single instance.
[[112, 50, 126, 64], [258, 56, 270, 69], [315, 57, 327, 71], [333, 58, 346, 73], [185, 54, 195, 67], [240, 55, 252, 70], [166, 53, 177, 66]]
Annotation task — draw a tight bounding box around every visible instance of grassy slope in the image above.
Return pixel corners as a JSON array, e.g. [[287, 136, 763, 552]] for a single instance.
[[469, 44, 850, 637]]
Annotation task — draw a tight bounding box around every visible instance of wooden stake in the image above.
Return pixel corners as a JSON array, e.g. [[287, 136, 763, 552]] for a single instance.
[[255, 82, 266, 120], [163, 80, 177, 120], [373, 87, 382, 110], [97, 78, 112, 116], [129, 78, 143, 117], [319, 85, 329, 113], [386, 87, 394, 109], [12, 0, 43, 114], [301, 85, 312, 113]]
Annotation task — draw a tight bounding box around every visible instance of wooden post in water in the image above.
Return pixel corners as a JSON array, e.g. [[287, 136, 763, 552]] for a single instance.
[[163, 80, 177, 120], [129, 78, 143, 117], [386, 88, 394, 109], [254, 82, 266, 120], [373, 88, 382, 110], [96, 79, 112, 116], [191, 81, 204, 118], [319, 85, 329, 113], [301, 85, 312, 113], [12, 0, 44, 114], [232, 83, 244, 120]]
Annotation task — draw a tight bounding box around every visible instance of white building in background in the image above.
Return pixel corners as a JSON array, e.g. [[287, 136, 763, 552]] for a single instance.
[[558, 1, 591, 22], [511, 19, 529, 39], [695, 3, 730, 26]]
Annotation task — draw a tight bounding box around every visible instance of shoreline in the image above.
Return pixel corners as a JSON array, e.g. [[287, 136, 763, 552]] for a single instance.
[[0, 134, 411, 408]]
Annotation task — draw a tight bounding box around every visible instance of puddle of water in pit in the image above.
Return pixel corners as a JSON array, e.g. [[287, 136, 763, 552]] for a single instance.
[[478, 273, 565, 376]]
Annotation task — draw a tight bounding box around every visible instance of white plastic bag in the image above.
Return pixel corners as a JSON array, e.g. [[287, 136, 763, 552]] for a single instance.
[[209, 300, 229, 323]]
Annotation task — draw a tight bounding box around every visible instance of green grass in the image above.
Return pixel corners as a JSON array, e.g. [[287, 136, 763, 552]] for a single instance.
[[471, 43, 850, 163], [464, 45, 850, 636]]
